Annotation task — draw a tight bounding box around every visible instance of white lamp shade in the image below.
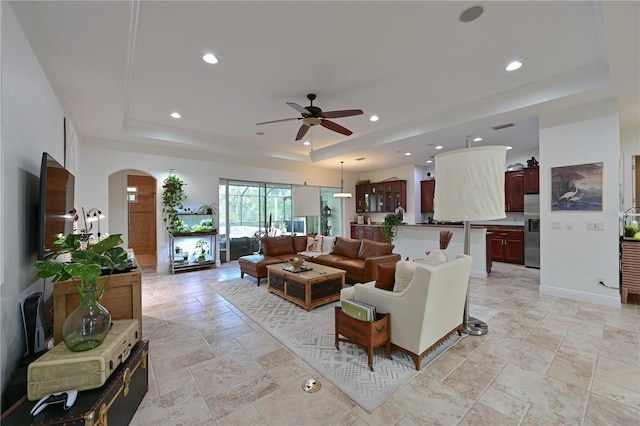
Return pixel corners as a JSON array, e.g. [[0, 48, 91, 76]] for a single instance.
[[434, 146, 507, 221], [292, 185, 320, 217]]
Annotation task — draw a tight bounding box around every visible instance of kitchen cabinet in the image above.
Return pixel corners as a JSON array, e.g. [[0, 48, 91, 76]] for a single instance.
[[355, 180, 406, 213], [350, 224, 384, 242], [487, 226, 524, 264], [524, 166, 539, 194], [505, 170, 525, 212], [420, 180, 436, 213]]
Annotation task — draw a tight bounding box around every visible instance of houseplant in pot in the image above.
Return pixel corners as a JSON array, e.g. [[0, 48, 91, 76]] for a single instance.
[[382, 213, 403, 243], [162, 174, 187, 235], [194, 239, 210, 262], [34, 231, 129, 351]]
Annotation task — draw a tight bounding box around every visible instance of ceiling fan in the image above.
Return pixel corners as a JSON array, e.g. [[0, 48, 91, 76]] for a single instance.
[[256, 93, 363, 141]]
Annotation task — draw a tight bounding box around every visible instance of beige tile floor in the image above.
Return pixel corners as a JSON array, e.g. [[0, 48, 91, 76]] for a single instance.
[[130, 261, 639, 425]]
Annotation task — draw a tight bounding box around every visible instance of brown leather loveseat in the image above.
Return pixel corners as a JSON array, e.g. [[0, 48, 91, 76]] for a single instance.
[[238, 236, 400, 285]]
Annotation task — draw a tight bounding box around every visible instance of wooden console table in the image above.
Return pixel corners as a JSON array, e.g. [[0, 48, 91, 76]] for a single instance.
[[335, 307, 391, 371], [52, 269, 142, 344]]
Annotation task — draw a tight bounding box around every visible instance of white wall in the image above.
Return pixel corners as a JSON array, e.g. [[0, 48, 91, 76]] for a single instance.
[[620, 127, 640, 211], [539, 99, 621, 307], [1, 3, 67, 394], [77, 140, 356, 271]]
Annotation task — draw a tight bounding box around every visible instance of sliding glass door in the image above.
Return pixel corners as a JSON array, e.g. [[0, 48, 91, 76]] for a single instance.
[[219, 180, 292, 261]]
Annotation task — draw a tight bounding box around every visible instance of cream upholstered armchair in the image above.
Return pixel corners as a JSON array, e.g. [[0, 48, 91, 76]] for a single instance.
[[347, 254, 472, 370]]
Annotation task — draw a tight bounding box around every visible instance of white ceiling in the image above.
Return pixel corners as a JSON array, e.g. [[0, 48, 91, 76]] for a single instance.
[[11, 1, 639, 172]]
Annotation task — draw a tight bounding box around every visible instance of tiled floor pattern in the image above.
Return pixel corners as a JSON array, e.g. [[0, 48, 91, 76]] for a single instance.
[[130, 262, 639, 425]]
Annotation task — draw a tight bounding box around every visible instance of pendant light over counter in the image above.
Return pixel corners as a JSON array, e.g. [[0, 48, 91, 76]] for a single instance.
[[333, 161, 352, 198]]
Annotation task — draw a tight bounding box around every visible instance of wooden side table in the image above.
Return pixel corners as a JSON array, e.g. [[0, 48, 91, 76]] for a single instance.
[[335, 306, 391, 371]]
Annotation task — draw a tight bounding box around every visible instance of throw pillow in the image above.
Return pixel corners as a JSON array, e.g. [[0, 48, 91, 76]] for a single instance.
[[307, 235, 323, 253], [393, 260, 420, 292], [423, 250, 448, 265], [321, 236, 336, 253], [374, 262, 396, 291]]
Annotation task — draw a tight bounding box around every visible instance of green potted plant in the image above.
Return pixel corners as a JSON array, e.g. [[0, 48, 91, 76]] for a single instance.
[[382, 213, 403, 243], [162, 174, 187, 234], [34, 232, 129, 351], [196, 203, 217, 216], [194, 239, 210, 262]]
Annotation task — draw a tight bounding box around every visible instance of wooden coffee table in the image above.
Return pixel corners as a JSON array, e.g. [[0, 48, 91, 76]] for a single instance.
[[267, 262, 345, 311]]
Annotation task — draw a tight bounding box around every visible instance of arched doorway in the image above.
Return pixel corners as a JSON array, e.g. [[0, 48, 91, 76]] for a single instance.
[[109, 170, 157, 267]]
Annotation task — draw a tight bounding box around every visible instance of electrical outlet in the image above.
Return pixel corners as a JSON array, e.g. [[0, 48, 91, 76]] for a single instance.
[[597, 276, 606, 286], [586, 222, 596, 231], [552, 222, 561, 230], [596, 223, 604, 231], [566, 222, 573, 230]]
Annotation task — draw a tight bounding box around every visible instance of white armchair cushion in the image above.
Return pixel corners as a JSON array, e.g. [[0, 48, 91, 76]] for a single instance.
[[393, 261, 420, 292], [423, 249, 448, 264]]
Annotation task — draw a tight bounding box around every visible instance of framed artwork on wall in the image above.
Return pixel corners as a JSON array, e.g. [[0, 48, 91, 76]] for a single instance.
[[551, 162, 603, 211]]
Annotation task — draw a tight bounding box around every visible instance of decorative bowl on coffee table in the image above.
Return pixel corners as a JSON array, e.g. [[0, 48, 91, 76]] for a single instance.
[[288, 257, 304, 271]]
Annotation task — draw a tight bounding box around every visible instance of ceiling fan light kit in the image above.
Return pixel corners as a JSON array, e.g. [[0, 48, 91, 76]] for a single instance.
[[257, 93, 363, 141]]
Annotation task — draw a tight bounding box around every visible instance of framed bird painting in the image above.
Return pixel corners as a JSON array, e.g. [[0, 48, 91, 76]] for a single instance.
[[551, 162, 603, 211]]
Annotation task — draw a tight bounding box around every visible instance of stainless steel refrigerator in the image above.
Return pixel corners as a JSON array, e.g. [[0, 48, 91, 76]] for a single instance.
[[524, 194, 540, 268]]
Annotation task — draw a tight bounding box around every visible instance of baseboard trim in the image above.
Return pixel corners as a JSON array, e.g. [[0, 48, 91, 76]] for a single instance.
[[471, 269, 488, 279], [539, 285, 621, 307]]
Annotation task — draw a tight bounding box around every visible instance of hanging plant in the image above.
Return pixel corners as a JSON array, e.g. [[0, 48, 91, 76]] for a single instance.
[[382, 213, 403, 243], [162, 174, 187, 235]]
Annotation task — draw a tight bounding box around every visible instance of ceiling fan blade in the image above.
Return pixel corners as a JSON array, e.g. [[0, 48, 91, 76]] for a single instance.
[[320, 119, 353, 136], [286, 102, 311, 115], [295, 124, 311, 141], [256, 117, 300, 125], [321, 109, 364, 119]]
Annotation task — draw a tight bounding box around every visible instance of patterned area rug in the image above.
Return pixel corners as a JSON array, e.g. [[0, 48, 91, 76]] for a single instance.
[[209, 278, 496, 413]]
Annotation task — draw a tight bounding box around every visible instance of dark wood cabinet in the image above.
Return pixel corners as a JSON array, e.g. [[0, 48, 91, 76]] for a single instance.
[[524, 166, 539, 194], [505, 170, 525, 212], [621, 240, 640, 303], [350, 225, 384, 242], [420, 180, 436, 213], [488, 227, 524, 264], [355, 180, 406, 213]]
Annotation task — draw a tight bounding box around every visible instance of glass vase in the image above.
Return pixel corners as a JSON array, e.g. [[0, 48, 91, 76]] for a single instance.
[[62, 286, 111, 352]]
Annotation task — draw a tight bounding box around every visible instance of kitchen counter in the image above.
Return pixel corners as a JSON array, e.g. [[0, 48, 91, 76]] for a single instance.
[[393, 225, 490, 278]]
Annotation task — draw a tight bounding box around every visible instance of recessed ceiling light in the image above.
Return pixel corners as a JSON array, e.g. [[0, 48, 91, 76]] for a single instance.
[[303, 141, 310, 146], [170, 112, 181, 119], [202, 53, 219, 64], [506, 61, 522, 71], [435, 145, 443, 150], [506, 146, 513, 150], [473, 137, 483, 142], [404, 152, 412, 156], [369, 115, 379, 122], [426, 160, 433, 164]]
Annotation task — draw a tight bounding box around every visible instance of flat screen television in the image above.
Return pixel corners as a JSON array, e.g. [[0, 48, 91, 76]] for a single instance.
[[38, 152, 75, 260]]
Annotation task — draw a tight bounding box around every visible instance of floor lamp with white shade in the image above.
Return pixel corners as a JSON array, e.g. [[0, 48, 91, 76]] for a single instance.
[[434, 141, 507, 335]]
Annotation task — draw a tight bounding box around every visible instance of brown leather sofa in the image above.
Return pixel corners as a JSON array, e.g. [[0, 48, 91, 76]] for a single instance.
[[238, 236, 400, 285]]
